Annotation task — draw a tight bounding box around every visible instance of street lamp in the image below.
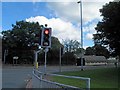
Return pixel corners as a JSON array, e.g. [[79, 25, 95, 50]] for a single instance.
[[77, 0, 84, 71]]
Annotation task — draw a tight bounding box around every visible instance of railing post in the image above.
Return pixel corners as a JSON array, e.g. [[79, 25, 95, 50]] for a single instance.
[[40, 74, 42, 88], [86, 78, 90, 90]]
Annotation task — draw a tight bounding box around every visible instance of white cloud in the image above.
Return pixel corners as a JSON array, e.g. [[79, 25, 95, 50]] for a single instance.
[[45, 0, 114, 42], [46, 2, 107, 44], [47, 2, 79, 23], [83, 21, 97, 33], [26, 16, 80, 42], [86, 33, 93, 40], [47, 0, 113, 24], [83, 19, 97, 40]]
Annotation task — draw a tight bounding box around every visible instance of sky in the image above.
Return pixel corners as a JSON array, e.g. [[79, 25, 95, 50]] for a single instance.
[[1, 0, 114, 49]]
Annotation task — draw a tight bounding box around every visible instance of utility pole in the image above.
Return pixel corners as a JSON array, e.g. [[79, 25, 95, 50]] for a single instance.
[[59, 47, 62, 72], [78, 0, 84, 71]]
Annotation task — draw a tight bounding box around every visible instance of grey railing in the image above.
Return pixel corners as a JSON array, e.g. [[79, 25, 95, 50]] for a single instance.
[[32, 69, 90, 90]]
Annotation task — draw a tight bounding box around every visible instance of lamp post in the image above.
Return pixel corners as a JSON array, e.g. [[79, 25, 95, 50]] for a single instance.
[[77, 0, 84, 71]]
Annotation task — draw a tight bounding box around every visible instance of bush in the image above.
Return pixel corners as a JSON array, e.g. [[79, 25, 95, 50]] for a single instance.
[[62, 52, 76, 65]]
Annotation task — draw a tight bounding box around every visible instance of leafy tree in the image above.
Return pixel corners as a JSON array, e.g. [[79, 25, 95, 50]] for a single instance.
[[2, 21, 42, 64], [62, 52, 76, 65], [94, 1, 120, 59], [62, 39, 80, 53], [62, 39, 84, 65], [47, 37, 64, 65], [85, 47, 95, 55], [93, 44, 110, 58], [2, 21, 41, 50], [2, 20, 65, 64], [51, 37, 63, 50], [85, 45, 110, 58]]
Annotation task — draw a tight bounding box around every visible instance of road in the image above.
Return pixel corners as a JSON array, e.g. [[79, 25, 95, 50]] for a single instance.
[[2, 64, 115, 88], [2, 65, 33, 88]]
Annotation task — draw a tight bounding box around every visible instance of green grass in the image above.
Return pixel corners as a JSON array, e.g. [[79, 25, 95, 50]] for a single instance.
[[51, 68, 119, 89]]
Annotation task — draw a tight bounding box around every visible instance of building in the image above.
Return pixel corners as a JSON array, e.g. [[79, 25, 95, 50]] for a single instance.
[[76, 55, 107, 65], [83, 55, 107, 63]]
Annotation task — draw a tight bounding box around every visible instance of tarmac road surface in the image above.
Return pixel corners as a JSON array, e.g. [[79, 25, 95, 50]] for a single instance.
[[2, 65, 33, 88]]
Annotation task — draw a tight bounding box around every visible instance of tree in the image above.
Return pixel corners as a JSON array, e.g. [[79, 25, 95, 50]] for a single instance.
[[62, 39, 84, 65], [85, 47, 95, 55], [2, 21, 65, 64], [93, 45, 110, 58], [85, 45, 110, 58], [62, 39, 80, 53], [2, 21, 42, 50], [2, 21, 42, 64], [46, 37, 64, 65], [94, 1, 120, 59], [62, 52, 76, 65], [51, 37, 63, 50]]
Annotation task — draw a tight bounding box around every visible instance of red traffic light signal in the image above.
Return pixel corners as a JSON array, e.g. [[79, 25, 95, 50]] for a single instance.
[[41, 28, 51, 48], [44, 29, 49, 35]]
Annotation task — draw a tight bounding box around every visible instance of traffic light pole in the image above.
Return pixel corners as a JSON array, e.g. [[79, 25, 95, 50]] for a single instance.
[[34, 50, 41, 69], [44, 47, 49, 74], [41, 25, 52, 73]]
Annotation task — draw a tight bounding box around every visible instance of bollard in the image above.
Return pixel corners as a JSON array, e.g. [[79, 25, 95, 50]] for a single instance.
[[34, 61, 38, 69]]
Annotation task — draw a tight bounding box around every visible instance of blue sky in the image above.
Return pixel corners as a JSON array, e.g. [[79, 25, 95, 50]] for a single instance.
[[1, 1, 113, 48], [2, 2, 53, 30]]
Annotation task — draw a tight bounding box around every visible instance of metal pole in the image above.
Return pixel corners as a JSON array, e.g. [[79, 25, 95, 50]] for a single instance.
[[59, 47, 62, 72], [86, 78, 90, 90], [78, 0, 83, 71], [34, 50, 41, 69], [44, 50, 47, 73], [4, 50, 6, 64], [44, 48, 48, 74], [34, 51, 38, 69], [40, 74, 42, 88], [35, 51, 37, 62]]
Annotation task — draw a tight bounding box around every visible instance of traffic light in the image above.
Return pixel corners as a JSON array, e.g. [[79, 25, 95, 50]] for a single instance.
[[41, 28, 51, 48]]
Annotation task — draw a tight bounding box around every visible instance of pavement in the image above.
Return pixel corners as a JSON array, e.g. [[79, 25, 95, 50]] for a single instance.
[[26, 78, 32, 88]]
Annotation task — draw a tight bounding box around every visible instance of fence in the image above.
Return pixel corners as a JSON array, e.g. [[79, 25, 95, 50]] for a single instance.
[[32, 69, 90, 90]]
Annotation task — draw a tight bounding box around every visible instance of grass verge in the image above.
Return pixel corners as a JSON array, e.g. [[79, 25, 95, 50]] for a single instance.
[[51, 67, 119, 89]]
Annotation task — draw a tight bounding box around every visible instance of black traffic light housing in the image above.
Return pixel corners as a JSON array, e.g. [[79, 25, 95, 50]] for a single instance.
[[41, 27, 51, 48]]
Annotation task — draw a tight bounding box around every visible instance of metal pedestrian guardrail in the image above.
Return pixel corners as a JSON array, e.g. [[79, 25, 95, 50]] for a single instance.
[[32, 69, 90, 90]]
